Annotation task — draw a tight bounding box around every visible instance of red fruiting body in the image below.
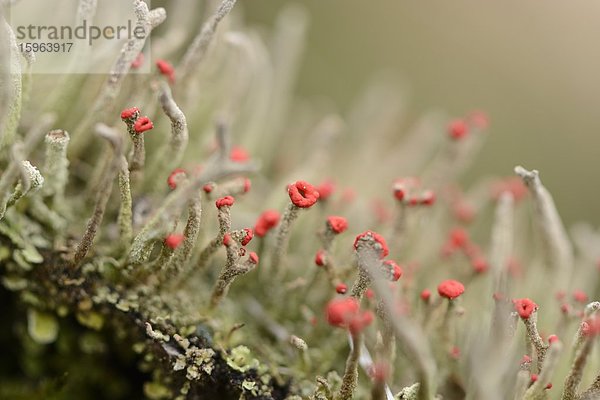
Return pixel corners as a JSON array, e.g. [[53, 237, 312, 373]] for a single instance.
[[134, 116, 154, 133], [448, 119, 468, 140], [131, 52, 144, 69], [325, 298, 360, 327], [354, 230, 389, 258], [437, 279, 465, 300], [241, 228, 253, 246], [393, 182, 407, 201], [222, 233, 232, 247], [560, 303, 571, 314], [156, 59, 175, 83], [167, 168, 186, 190], [316, 179, 335, 200], [349, 310, 374, 335], [165, 234, 184, 249], [229, 146, 250, 163], [335, 283, 347, 294], [472, 257, 488, 274], [582, 317, 600, 336], [573, 289, 588, 304], [202, 183, 214, 193], [288, 181, 320, 208], [392, 177, 419, 202], [215, 196, 235, 209], [314, 250, 326, 267], [548, 334, 559, 344], [531, 374, 538, 383], [254, 210, 280, 237], [243, 178, 251, 193], [449, 228, 469, 248], [365, 289, 374, 300], [384, 260, 402, 281], [513, 298, 538, 319], [120, 107, 139, 120], [420, 289, 431, 302], [248, 252, 259, 264], [327, 216, 348, 234], [545, 383, 553, 390], [420, 190, 436, 206]]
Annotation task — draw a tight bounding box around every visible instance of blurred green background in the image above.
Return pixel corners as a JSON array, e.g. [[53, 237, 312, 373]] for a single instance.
[[243, 0, 600, 226]]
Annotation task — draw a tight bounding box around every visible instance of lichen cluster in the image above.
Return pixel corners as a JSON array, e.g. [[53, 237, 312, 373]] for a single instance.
[[1, 1, 600, 400]]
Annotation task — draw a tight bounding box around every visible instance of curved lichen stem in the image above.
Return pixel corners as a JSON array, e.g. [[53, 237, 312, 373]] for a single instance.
[[523, 341, 562, 400], [363, 251, 437, 400], [522, 313, 548, 373], [71, 0, 166, 156], [196, 205, 231, 270], [514, 166, 573, 285], [209, 231, 256, 310], [336, 332, 362, 400], [117, 155, 133, 248], [0, 17, 22, 152], [72, 123, 123, 267], [176, 0, 238, 87], [162, 195, 202, 279], [562, 337, 594, 400], [272, 203, 299, 273]]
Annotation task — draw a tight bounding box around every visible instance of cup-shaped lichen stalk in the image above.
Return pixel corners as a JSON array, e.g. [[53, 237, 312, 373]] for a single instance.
[[512, 298, 548, 373], [437, 279, 465, 358], [121, 107, 154, 172], [159, 168, 203, 280], [196, 196, 235, 269], [350, 230, 389, 300], [315, 216, 348, 289], [271, 180, 319, 271], [325, 297, 374, 400], [562, 313, 600, 400], [209, 231, 258, 310]]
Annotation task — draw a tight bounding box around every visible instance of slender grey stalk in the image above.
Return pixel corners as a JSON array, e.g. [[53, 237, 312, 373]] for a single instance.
[[71, 1, 166, 155], [271, 203, 299, 272], [163, 194, 202, 277], [523, 341, 562, 400], [562, 338, 594, 400], [43, 130, 70, 206], [72, 124, 123, 267], [158, 81, 188, 167], [515, 166, 573, 280], [177, 0, 238, 85], [117, 155, 133, 246], [365, 255, 437, 400], [0, 17, 22, 151]]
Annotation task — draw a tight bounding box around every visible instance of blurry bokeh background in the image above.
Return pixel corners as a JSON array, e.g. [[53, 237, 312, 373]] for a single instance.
[[242, 0, 600, 226]]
